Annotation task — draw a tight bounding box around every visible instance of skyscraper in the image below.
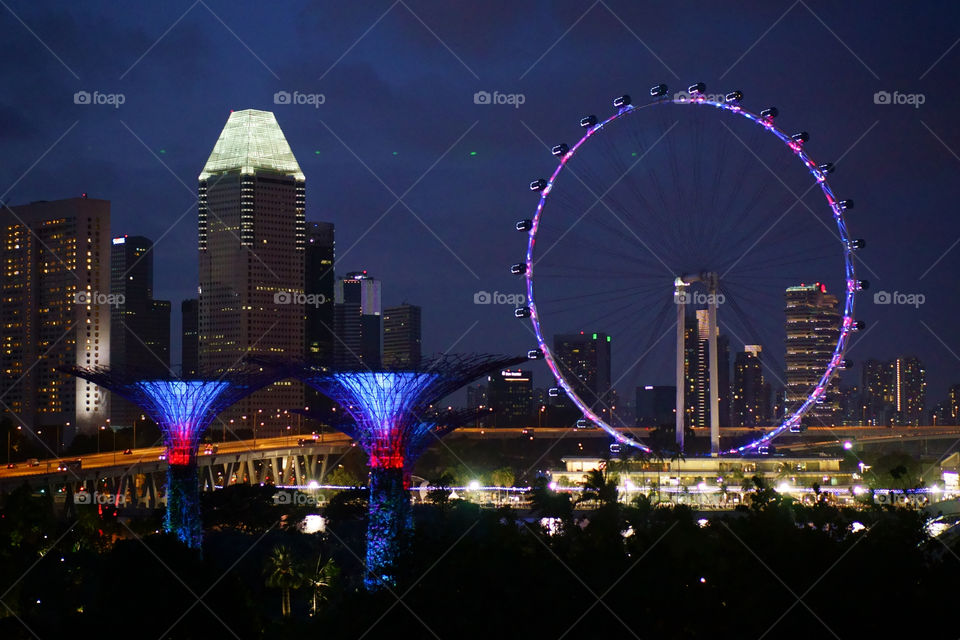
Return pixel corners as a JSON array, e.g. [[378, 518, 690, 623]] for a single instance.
[[784, 283, 840, 423], [553, 332, 612, 416], [181, 299, 199, 377], [691, 310, 731, 429], [383, 304, 421, 368], [110, 236, 171, 372], [198, 109, 305, 435], [860, 357, 925, 426], [486, 369, 533, 427], [0, 196, 111, 439], [892, 357, 925, 425], [110, 235, 171, 427], [636, 385, 676, 428], [305, 222, 335, 365], [733, 345, 767, 428], [334, 271, 381, 368]]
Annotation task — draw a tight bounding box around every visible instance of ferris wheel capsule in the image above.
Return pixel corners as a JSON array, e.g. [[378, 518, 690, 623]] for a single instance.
[[760, 107, 779, 119], [791, 131, 809, 144], [724, 90, 743, 103], [649, 84, 668, 98], [688, 82, 706, 95], [529, 178, 547, 191], [849, 239, 865, 250], [613, 94, 631, 108], [527, 349, 543, 360], [580, 115, 598, 128], [514, 307, 531, 318], [510, 263, 527, 275], [852, 280, 868, 291], [837, 199, 854, 211], [516, 219, 533, 232], [551, 143, 570, 157], [818, 162, 835, 174], [851, 320, 865, 331]]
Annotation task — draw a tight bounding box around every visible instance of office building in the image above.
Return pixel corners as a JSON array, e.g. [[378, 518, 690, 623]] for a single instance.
[[486, 369, 533, 427], [334, 271, 381, 368], [305, 222, 335, 365], [198, 109, 305, 435], [636, 385, 676, 428], [181, 298, 199, 376], [553, 332, 612, 416], [383, 303, 421, 368]]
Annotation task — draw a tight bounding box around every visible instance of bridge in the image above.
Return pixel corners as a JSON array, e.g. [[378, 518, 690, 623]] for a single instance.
[[0, 433, 353, 508]]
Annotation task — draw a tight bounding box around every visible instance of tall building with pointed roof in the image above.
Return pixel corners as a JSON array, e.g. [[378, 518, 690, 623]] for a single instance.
[[198, 109, 305, 436]]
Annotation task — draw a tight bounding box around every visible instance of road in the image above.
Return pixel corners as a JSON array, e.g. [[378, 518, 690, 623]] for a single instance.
[[0, 432, 353, 480]]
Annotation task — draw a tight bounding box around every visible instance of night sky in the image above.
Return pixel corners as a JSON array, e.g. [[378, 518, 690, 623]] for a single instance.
[[2, 1, 959, 406]]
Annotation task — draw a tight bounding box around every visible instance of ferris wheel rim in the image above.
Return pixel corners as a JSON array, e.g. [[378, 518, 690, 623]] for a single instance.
[[522, 92, 859, 456]]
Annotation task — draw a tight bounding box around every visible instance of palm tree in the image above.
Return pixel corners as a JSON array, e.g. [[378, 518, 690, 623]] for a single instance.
[[578, 468, 619, 508], [265, 545, 305, 617], [310, 557, 339, 616]]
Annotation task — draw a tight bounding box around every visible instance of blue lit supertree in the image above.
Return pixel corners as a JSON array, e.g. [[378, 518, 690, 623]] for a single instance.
[[290, 354, 524, 590], [61, 365, 277, 548]]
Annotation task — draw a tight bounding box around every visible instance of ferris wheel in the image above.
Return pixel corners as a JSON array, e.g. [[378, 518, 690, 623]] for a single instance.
[[514, 83, 866, 455]]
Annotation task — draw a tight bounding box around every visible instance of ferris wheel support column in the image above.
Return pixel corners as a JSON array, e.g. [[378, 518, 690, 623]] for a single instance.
[[706, 273, 720, 456], [674, 280, 687, 451]]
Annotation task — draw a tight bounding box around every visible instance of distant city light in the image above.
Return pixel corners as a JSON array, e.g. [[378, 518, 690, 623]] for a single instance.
[[843, 441, 853, 450]]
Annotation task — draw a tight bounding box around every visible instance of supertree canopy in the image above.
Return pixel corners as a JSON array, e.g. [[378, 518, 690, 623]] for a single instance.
[[60, 365, 278, 548], [291, 353, 524, 590]]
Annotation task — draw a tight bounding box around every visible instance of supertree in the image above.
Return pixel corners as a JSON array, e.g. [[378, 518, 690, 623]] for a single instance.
[[60, 364, 278, 548], [289, 354, 524, 590]]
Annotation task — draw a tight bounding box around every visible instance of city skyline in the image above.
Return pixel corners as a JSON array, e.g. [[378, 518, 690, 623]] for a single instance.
[[2, 3, 957, 407]]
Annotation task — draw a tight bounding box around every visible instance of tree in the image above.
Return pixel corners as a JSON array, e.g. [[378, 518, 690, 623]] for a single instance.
[[427, 473, 454, 507], [578, 468, 619, 508], [264, 545, 305, 617], [491, 466, 515, 506], [310, 557, 339, 616]]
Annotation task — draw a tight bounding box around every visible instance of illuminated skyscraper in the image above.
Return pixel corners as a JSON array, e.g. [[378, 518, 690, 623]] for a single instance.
[[0, 196, 111, 439], [784, 283, 840, 423], [892, 357, 925, 425], [691, 310, 730, 429], [198, 109, 305, 435], [383, 303, 421, 368]]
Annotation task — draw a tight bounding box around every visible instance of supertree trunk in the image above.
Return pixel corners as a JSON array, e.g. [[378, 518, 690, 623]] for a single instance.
[[365, 463, 410, 591], [165, 461, 202, 549]]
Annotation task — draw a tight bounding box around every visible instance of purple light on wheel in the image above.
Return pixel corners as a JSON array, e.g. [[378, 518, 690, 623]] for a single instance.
[[522, 91, 859, 456]]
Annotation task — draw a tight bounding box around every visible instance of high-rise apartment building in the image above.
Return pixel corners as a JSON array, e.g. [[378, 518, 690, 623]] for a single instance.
[[198, 109, 305, 435], [305, 222, 335, 365], [0, 196, 111, 439], [784, 283, 840, 423], [383, 303, 421, 368]]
